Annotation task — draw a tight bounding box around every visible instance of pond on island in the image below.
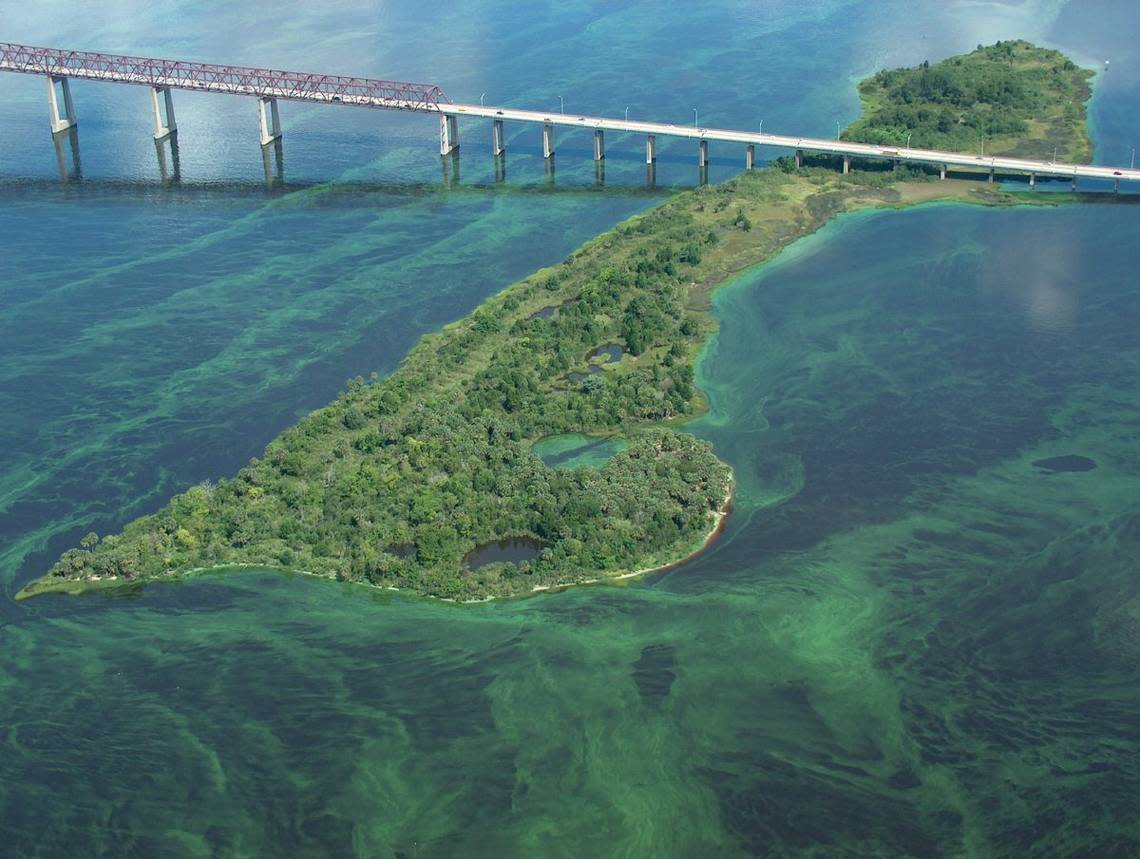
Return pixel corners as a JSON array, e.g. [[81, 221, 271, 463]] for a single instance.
[[532, 433, 627, 469], [462, 538, 546, 571], [529, 305, 560, 320], [589, 344, 624, 364]]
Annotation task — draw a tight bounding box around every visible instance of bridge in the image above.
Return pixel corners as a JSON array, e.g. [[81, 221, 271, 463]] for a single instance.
[[3, 41, 1138, 189]]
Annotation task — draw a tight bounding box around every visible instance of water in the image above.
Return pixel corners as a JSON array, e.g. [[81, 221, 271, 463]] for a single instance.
[[462, 538, 546, 571], [588, 343, 625, 364], [2, 1, 1139, 855], [532, 433, 627, 470]]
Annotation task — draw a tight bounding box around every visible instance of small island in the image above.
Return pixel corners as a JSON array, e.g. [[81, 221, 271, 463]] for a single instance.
[[18, 41, 1096, 602], [843, 40, 1093, 162]]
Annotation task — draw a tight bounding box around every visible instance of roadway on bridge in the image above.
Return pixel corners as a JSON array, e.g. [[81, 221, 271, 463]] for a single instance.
[[450, 103, 1140, 184]]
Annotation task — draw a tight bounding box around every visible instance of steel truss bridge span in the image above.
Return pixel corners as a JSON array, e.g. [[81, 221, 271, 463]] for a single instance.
[[0, 42, 450, 111]]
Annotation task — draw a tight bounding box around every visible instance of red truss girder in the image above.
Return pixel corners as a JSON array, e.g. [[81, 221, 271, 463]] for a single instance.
[[0, 42, 450, 111]]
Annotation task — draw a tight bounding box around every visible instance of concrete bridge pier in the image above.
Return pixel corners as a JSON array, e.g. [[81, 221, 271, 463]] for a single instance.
[[150, 86, 176, 140], [542, 122, 555, 159], [940, 164, 947, 180], [259, 97, 282, 146], [1115, 178, 1120, 193], [438, 112, 458, 155], [593, 129, 605, 161], [988, 167, 995, 183], [441, 149, 460, 186], [1029, 173, 1036, 189], [646, 134, 656, 164], [746, 144, 755, 169], [794, 149, 803, 168], [842, 155, 850, 175], [698, 139, 708, 168], [47, 75, 76, 134], [492, 119, 505, 156]]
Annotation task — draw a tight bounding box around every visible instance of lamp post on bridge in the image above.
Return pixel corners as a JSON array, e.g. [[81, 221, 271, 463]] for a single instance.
[[480, 92, 486, 107], [835, 120, 840, 140], [558, 95, 564, 115], [625, 106, 629, 122], [693, 108, 699, 129], [1132, 146, 1136, 170], [906, 132, 912, 153], [759, 119, 763, 139]]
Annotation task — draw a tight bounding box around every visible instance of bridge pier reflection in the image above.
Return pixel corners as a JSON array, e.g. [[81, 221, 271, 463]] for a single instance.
[[52, 126, 81, 181], [594, 160, 604, 187], [493, 153, 506, 183], [646, 162, 656, 188], [261, 138, 284, 188], [155, 133, 181, 184], [442, 151, 461, 186]]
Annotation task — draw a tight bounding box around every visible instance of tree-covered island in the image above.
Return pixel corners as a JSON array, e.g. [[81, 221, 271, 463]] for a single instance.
[[843, 40, 1094, 162], [17, 41, 1096, 602]]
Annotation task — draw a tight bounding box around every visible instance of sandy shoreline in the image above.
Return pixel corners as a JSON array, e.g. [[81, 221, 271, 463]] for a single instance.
[[530, 472, 735, 595]]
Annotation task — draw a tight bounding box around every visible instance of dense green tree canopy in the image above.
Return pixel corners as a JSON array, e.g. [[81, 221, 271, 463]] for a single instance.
[[843, 40, 1093, 162]]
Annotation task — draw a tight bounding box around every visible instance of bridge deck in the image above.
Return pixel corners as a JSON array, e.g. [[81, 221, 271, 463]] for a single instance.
[[2, 41, 1137, 184], [449, 103, 1140, 184]]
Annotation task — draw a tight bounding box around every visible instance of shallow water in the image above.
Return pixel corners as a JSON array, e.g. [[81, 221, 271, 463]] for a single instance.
[[2, 1, 1140, 855]]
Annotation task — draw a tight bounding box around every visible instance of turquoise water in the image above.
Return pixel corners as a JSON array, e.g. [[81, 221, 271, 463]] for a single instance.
[[3, 1, 1139, 855]]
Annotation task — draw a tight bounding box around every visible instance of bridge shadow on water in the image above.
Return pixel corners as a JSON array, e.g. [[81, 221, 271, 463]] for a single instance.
[[10, 139, 1138, 203], [0, 162, 680, 202]]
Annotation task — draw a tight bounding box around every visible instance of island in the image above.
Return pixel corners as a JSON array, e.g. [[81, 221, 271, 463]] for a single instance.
[[17, 41, 1095, 602], [843, 40, 1093, 162]]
